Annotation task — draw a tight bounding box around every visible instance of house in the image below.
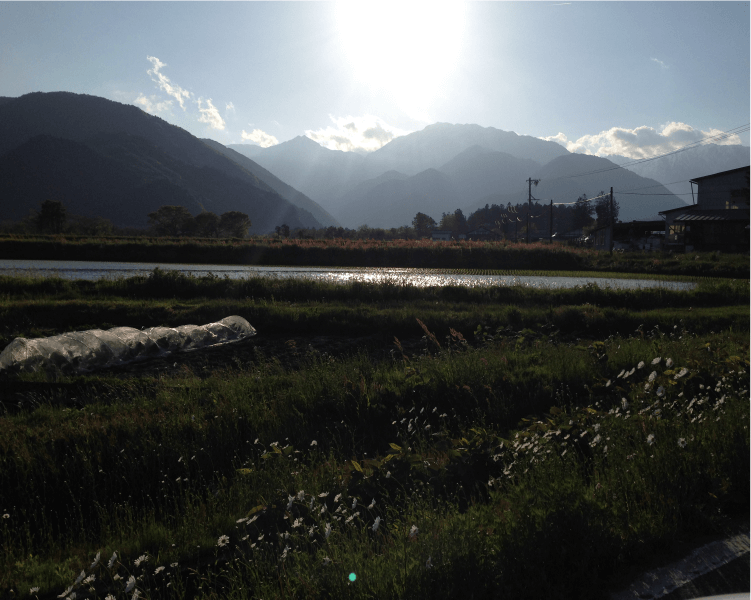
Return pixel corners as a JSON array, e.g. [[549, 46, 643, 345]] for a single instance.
[[660, 166, 749, 253], [591, 220, 665, 252], [431, 230, 453, 241], [465, 224, 500, 241]]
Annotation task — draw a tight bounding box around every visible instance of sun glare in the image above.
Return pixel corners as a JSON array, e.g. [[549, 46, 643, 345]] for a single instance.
[[335, 1, 465, 120]]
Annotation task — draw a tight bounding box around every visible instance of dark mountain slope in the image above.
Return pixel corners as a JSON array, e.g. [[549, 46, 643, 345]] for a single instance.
[[0, 92, 322, 231], [0, 133, 314, 231], [202, 139, 339, 226]]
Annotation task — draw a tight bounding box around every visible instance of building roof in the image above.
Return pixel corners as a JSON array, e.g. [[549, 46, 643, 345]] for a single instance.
[[689, 165, 750, 184], [672, 209, 750, 222]]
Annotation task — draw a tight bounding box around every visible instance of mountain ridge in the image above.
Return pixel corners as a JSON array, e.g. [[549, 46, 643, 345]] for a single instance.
[[0, 92, 325, 232]]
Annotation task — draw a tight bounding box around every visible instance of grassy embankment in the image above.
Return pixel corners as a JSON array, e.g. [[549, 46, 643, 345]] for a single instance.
[[0, 234, 748, 277], [0, 267, 748, 600]]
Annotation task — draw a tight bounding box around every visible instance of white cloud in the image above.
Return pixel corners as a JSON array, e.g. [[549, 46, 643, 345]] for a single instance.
[[241, 129, 279, 148], [146, 56, 191, 110], [226, 101, 235, 113], [306, 115, 411, 153], [542, 122, 743, 160], [196, 97, 225, 130], [651, 57, 668, 69], [134, 93, 173, 115]]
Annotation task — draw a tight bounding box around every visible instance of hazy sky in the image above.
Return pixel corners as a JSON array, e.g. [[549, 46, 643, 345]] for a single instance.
[[1, 2, 748, 158]]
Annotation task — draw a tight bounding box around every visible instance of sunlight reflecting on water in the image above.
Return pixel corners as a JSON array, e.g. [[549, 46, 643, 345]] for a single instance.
[[0, 260, 696, 290]]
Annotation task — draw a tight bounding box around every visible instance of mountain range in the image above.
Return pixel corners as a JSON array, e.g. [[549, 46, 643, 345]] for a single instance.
[[0, 92, 327, 232], [231, 123, 701, 227], [0, 92, 747, 233]]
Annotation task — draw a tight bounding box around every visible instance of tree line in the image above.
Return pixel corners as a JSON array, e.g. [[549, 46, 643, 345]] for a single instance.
[[0, 201, 253, 238], [3, 194, 618, 242]]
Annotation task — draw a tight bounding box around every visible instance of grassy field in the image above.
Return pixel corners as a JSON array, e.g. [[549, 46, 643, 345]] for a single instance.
[[0, 267, 748, 600]]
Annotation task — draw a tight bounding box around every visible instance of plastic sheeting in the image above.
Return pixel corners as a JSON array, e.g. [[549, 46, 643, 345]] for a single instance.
[[0, 316, 256, 374]]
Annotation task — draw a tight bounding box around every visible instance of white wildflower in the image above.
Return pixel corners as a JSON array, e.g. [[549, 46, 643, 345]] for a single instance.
[[318, 491, 329, 498], [132, 590, 140, 600], [666, 358, 673, 368], [409, 524, 419, 539], [426, 556, 433, 569], [652, 357, 661, 365], [322, 557, 332, 566], [621, 398, 629, 410], [287, 495, 294, 510], [372, 516, 381, 532], [83, 575, 95, 585], [656, 386, 665, 397], [309, 497, 315, 510], [217, 535, 230, 547], [367, 498, 376, 509], [134, 554, 148, 567], [334, 493, 342, 503], [647, 434, 655, 446], [30, 588, 40, 595], [154, 566, 165, 575], [125, 575, 136, 593], [351, 498, 358, 509], [297, 489, 305, 501], [324, 523, 332, 540], [309, 525, 315, 538], [310, 440, 317, 446], [678, 438, 687, 448], [74, 571, 85, 585], [637, 361, 645, 369], [648, 371, 657, 382], [89, 552, 101, 570], [385, 471, 391, 479], [321, 504, 327, 515], [675, 367, 689, 379]]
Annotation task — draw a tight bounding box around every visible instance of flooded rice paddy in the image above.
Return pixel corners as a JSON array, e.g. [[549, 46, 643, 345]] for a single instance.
[[0, 259, 696, 290]]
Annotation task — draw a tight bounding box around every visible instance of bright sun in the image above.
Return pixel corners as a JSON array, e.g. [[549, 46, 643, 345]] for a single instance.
[[335, 1, 465, 120]]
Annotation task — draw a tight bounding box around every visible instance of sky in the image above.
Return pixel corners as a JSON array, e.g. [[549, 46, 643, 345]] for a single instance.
[[1, 1, 749, 159]]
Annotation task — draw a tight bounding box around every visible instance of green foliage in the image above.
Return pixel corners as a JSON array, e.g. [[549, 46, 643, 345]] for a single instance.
[[0, 272, 748, 599]]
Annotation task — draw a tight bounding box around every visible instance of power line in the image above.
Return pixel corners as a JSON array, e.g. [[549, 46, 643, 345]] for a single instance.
[[546, 124, 749, 183]]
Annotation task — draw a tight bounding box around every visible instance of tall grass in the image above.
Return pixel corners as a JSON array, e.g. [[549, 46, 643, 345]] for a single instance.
[[0, 272, 747, 599]]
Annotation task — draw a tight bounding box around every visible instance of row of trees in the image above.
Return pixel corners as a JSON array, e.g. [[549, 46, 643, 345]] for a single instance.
[[1, 201, 253, 238], [147, 206, 251, 238]]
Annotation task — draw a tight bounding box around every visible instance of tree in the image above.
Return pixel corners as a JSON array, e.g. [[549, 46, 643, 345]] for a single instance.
[[148, 205, 194, 236], [194, 211, 220, 237], [67, 215, 115, 236], [35, 200, 67, 234], [218, 211, 251, 238], [412, 212, 437, 238], [439, 209, 468, 236], [594, 192, 620, 226], [275, 223, 290, 239], [572, 194, 595, 230]]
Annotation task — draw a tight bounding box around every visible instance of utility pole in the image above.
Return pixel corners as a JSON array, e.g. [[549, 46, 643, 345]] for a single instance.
[[609, 187, 614, 255], [549, 199, 553, 243], [527, 178, 540, 243]]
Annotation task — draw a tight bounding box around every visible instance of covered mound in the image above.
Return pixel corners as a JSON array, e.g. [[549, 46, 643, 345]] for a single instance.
[[0, 316, 256, 374]]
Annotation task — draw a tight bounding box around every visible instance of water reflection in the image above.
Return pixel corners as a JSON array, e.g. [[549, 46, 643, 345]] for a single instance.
[[0, 259, 695, 291]]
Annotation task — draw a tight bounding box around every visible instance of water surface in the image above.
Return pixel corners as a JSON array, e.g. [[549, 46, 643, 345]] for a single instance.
[[0, 259, 696, 290]]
